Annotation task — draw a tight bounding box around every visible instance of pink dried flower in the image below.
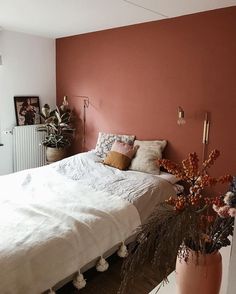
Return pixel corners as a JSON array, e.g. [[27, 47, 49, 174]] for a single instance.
[[229, 208, 236, 217], [216, 205, 230, 218]]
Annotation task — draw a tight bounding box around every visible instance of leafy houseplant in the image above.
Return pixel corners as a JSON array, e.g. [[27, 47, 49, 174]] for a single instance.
[[37, 98, 75, 162], [119, 150, 235, 294]]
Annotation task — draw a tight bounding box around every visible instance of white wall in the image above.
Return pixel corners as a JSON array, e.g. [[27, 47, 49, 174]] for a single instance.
[[0, 30, 56, 175], [227, 221, 236, 294]]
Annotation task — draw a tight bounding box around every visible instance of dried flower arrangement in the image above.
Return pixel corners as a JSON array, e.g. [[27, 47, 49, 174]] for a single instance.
[[119, 150, 235, 293]]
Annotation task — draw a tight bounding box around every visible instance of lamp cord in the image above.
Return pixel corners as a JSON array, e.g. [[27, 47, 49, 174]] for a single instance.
[[67, 95, 89, 152], [82, 98, 89, 152], [83, 101, 86, 152]]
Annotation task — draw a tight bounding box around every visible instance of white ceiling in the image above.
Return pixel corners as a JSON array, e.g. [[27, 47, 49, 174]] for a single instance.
[[0, 0, 235, 38]]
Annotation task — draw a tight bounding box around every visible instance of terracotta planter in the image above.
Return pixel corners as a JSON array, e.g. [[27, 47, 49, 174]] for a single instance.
[[175, 250, 222, 294], [46, 147, 67, 163]]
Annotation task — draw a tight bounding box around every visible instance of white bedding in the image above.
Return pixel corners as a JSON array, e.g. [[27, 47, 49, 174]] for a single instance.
[[53, 151, 176, 222], [0, 151, 175, 294]]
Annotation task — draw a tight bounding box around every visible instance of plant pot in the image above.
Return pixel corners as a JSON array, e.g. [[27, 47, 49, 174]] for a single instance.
[[46, 147, 67, 163], [175, 250, 222, 294]]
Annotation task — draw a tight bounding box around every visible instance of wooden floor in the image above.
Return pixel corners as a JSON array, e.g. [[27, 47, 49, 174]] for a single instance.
[[58, 254, 161, 294]]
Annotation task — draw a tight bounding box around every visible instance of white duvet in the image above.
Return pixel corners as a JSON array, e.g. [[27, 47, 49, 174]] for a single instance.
[[0, 152, 142, 294], [0, 151, 176, 294]]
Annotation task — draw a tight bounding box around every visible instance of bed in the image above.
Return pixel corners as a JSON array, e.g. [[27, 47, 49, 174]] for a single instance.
[[0, 150, 177, 294]]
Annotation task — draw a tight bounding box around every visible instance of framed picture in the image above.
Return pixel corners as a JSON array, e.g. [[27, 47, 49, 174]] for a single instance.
[[14, 96, 41, 126]]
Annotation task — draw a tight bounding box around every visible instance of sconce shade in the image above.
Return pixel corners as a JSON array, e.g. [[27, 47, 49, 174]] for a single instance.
[[60, 96, 69, 112], [177, 106, 186, 125]]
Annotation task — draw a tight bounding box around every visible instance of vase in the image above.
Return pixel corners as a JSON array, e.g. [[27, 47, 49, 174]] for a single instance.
[[175, 250, 222, 294], [46, 147, 67, 163]]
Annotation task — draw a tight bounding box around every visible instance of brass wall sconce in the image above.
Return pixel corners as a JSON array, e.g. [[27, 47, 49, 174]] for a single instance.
[[65, 95, 89, 151], [176, 106, 210, 161], [177, 106, 186, 125], [202, 112, 210, 161], [202, 112, 210, 145]]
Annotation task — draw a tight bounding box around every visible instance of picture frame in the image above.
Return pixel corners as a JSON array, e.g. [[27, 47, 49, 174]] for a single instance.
[[14, 96, 41, 126]]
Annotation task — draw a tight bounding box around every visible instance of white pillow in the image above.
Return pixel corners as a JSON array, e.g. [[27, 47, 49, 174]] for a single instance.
[[95, 132, 135, 158], [129, 140, 167, 174], [158, 172, 180, 184]]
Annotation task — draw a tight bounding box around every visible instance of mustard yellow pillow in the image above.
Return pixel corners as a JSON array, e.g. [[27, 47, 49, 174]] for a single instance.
[[103, 141, 138, 170]]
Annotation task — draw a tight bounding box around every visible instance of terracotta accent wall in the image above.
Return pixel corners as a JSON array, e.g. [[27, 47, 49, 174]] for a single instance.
[[56, 7, 236, 177]]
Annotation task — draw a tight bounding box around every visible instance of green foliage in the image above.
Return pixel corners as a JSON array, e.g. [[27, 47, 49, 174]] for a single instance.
[[37, 104, 75, 148]]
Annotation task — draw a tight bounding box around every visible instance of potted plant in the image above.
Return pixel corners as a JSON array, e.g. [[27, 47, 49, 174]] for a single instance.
[[119, 150, 235, 294], [37, 97, 75, 163]]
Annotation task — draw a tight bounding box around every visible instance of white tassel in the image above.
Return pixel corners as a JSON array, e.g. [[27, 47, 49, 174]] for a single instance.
[[49, 288, 56, 294], [117, 242, 128, 258], [96, 256, 109, 272], [73, 272, 87, 290]]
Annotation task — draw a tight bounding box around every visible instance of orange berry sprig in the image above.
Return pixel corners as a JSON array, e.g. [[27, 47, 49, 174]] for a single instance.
[[197, 174, 232, 188], [204, 195, 224, 207], [158, 159, 186, 180], [166, 196, 176, 205], [166, 193, 203, 212], [198, 175, 218, 187], [218, 174, 233, 184], [166, 195, 186, 211], [182, 152, 199, 179], [189, 194, 202, 206], [202, 149, 220, 171], [159, 150, 232, 213]]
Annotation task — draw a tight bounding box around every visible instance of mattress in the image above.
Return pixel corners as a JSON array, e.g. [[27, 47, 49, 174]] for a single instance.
[[0, 151, 176, 294]]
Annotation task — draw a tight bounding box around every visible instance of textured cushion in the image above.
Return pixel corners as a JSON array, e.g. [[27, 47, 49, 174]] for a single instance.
[[95, 132, 135, 158], [104, 141, 138, 170], [129, 140, 167, 174]]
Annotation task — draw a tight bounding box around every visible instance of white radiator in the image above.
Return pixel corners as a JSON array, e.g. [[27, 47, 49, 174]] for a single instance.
[[13, 125, 46, 172]]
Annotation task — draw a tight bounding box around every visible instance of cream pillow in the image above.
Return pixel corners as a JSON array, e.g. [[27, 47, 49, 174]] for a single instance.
[[129, 140, 167, 174]]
